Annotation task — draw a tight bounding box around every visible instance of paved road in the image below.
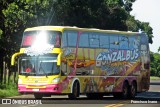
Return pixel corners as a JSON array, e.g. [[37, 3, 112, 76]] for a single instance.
[[0, 81, 160, 107]]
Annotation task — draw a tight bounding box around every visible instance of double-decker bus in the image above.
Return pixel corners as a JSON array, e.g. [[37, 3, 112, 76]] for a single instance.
[[11, 26, 150, 99]]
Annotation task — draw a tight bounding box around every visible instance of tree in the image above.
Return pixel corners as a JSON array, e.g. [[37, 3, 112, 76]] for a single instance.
[[126, 16, 153, 44], [150, 52, 160, 77], [54, 0, 130, 30]]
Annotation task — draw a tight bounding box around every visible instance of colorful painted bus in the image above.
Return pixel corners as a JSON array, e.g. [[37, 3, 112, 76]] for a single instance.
[[11, 26, 150, 99]]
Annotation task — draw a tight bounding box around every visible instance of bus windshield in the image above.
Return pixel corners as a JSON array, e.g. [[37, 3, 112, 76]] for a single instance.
[[21, 30, 61, 48], [19, 56, 60, 76]]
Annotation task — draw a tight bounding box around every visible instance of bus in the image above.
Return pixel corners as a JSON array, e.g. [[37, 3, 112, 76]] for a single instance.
[[11, 26, 150, 99]]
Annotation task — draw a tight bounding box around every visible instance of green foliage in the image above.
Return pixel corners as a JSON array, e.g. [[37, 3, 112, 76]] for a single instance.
[[126, 16, 139, 32], [0, 29, 3, 39], [0, 81, 18, 98], [150, 76, 160, 80], [126, 15, 153, 44], [54, 0, 130, 30], [0, 88, 19, 98], [150, 52, 160, 77], [138, 22, 153, 44]]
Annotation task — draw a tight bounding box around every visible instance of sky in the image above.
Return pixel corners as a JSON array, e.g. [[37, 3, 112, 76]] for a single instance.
[[131, 0, 160, 53]]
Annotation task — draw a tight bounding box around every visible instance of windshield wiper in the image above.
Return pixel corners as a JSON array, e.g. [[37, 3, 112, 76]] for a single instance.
[[39, 62, 48, 78]]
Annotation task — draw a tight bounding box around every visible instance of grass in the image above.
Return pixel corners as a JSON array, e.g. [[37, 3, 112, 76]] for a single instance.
[[150, 76, 160, 81], [0, 89, 19, 98], [0, 83, 20, 98]]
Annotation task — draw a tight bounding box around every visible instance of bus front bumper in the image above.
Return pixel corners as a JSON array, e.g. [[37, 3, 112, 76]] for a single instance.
[[18, 84, 63, 93]]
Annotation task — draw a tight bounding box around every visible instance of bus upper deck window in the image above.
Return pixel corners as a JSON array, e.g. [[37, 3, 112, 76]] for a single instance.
[[22, 31, 61, 48], [22, 35, 35, 47], [48, 33, 61, 47]]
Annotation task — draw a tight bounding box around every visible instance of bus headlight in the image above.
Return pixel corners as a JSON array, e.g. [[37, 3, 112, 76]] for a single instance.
[[52, 78, 60, 83], [18, 78, 22, 84]]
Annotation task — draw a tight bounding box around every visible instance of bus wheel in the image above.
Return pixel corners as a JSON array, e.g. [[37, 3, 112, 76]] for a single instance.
[[121, 81, 129, 99], [34, 93, 43, 99], [113, 82, 129, 99], [68, 82, 79, 99], [129, 81, 137, 98]]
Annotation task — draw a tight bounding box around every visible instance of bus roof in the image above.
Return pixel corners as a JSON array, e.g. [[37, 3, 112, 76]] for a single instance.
[[24, 26, 142, 35]]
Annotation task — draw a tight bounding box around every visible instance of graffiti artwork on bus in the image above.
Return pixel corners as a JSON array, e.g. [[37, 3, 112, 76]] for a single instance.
[[96, 49, 140, 76]]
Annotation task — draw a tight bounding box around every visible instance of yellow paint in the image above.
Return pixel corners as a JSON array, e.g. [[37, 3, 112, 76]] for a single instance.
[[26, 85, 46, 89], [11, 52, 22, 65], [57, 52, 62, 65], [20, 48, 25, 53], [24, 26, 140, 35], [105, 101, 126, 107], [51, 48, 61, 54]]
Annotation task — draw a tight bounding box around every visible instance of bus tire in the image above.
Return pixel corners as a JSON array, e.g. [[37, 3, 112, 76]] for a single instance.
[[68, 81, 79, 99], [121, 81, 129, 99], [34, 93, 43, 99], [129, 81, 137, 99], [113, 81, 129, 99]]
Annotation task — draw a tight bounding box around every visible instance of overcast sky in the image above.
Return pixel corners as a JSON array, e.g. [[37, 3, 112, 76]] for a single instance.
[[131, 0, 160, 53]]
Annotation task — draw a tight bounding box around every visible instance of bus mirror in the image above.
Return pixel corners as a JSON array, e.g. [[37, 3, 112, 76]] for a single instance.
[[11, 52, 22, 66]]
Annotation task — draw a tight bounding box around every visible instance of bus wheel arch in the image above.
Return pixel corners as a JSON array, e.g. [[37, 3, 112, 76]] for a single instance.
[[68, 78, 80, 99]]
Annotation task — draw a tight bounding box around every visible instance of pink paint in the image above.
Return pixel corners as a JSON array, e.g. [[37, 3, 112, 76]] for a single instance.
[[18, 84, 62, 93]]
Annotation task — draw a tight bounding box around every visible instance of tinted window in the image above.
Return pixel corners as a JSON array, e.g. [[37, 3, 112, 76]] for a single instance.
[[119, 35, 129, 50], [110, 34, 119, 49], [89, 33, 100, 48], [100, 34, 109, 48], [62, 32, 67, 47], [22, 31, 61, 48], [63, 31, 78, 47], [79, 33, 89, 47]]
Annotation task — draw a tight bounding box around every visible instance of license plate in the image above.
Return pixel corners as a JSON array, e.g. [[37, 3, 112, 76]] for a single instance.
[[32, 89, 39, 91]]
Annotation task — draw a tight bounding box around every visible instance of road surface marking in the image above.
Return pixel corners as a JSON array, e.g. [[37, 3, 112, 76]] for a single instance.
[[105, 104, 124, 107], [105, 100, 128, 107], [105, 104, 117, 107]]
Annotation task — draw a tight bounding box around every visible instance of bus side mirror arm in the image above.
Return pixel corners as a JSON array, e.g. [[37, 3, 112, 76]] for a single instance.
[[11, 52, 22, 66]]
